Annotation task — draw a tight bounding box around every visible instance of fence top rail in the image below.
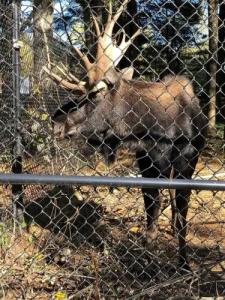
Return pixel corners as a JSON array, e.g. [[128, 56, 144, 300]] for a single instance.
[[0, 173, 225, 190]]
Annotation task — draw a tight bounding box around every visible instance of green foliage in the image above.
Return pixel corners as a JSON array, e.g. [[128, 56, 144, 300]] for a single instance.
[[20, 34, 33, 77], [0, 223, 9, 247]]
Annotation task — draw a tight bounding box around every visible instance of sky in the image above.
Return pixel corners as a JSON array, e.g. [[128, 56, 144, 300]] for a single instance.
[[20, 0, 209, 44]]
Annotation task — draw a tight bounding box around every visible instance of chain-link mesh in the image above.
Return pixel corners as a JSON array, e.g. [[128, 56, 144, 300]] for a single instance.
[[0, 0, 225, 298]]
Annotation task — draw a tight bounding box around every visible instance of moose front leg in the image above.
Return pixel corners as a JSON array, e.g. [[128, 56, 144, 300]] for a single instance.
[[142, 188, 162, 243], [136, 152, 163, 244]]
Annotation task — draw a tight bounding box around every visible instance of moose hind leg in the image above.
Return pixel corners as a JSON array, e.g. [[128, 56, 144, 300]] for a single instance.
[[174, 188, 191, 271]]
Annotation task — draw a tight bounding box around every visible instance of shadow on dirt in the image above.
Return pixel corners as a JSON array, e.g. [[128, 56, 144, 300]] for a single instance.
[[23, 185, 225, 298], [24, 185, 105, 246]]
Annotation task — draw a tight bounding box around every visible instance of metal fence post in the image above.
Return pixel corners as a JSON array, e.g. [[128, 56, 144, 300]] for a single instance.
[[12, 0, 23, 226]]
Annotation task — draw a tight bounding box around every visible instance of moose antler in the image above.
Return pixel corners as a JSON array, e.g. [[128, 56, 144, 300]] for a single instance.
[[41, 16, 87, 94], [43, 0, 141, 90], [42, 65, 86, 93], [74, 0, 141, 84]]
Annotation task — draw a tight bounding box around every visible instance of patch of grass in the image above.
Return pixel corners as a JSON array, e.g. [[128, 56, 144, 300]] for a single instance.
[[0, 223, 9, 248], [216, 122, 225, 139]]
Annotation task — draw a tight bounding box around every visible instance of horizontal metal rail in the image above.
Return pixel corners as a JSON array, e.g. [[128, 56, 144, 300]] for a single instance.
[[0, 173, 225, 190]]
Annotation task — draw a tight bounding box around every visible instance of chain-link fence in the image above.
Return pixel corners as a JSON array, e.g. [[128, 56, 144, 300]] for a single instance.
[[0, 0, 225, 298]]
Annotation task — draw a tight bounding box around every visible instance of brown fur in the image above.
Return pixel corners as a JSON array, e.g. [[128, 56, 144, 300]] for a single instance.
[[99, 75, 201, 141], [125, 76, 195, 110]]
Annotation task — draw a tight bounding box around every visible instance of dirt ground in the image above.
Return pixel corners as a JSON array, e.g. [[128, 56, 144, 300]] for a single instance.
[[0, 143, 225, 299]]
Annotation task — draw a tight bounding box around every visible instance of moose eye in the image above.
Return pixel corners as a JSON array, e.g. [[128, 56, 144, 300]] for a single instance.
[[88, 80, 108, 98], [105, 80, 114, 90], [88, 89, 100, 100]]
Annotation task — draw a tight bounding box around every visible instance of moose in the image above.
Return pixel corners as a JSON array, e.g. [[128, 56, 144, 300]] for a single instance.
[[47, 0, 207, 270]]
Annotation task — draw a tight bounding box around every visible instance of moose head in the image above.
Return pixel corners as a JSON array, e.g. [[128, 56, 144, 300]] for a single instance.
[[49, 0, 141, 142]]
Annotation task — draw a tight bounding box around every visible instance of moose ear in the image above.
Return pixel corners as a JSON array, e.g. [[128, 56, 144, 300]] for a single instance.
[[120, 67, 134, 80], [105, 67, 134, 84], [105, 68, 120, 84]]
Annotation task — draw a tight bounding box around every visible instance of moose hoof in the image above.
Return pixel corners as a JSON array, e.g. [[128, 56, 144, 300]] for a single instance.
[[146, 225, 158, 245]]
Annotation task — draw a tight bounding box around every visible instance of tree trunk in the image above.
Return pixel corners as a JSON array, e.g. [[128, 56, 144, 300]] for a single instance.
[[77, 0, 105, 59], [0, 0, 13, 148], [207, 0, 218, 135], [33, 0, 53, 106], [117, 0, 141, 71], [217, 0, 225, 122]]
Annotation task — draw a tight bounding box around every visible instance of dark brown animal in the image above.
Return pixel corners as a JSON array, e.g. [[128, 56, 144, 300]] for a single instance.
[[48, 0, 207, 270]]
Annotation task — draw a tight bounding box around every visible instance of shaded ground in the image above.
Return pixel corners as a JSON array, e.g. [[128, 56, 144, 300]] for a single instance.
[[0, 138, 225, 299]]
